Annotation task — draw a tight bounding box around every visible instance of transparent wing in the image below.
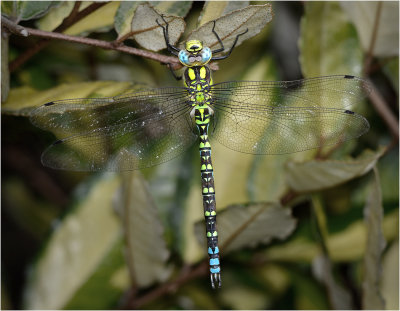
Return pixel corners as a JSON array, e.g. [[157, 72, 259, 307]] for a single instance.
[[30, 87, 197, 171], [209, 75, 370, 154]]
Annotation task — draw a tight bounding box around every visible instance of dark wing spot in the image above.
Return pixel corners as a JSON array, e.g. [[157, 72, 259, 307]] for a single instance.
[[344, 109, 355, 114], [44, 102, 56, 106], [285, 79, 303, 90], [344, 75, 355, 79]]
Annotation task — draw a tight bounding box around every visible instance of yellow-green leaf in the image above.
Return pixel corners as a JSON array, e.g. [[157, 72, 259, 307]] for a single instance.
[[64, 2, 120, 36], [285, 147, 386, 193], [198, 1, 249, 26], [380, 241, 399, 310], [2, 81, 135, 116], [362, 167, 386, 309], [264, 209, 398, 263], [23, 174, 128, 309], [299, 2, 363, 77], [194, 202, 296, 254], [116, 171, 171, 287], [186, 4, 273, 52], [115, 1, 192, 40], [130, 3, 185, 51], [114, 1, 141, 39], [36, 2, 92, 31], [2, 1, 54, 22], [340, 2, 399, 57]]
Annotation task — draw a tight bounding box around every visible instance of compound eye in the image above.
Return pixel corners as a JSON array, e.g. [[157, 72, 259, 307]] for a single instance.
[[178, 50, 191, 66], [200, 47, 212, 64]]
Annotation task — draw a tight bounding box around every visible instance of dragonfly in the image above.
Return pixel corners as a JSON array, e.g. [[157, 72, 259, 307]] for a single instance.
[[30, 15, 370, 289]]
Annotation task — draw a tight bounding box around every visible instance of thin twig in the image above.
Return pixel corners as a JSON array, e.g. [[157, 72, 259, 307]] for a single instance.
[[1, 16, 28, 36], [4, 21, 181, 69], [366, 78, 399, 142], [126, 262, 208, 309], [54, 1, 82, 32], [8, 2, 108, 72], [363, 2, 383, 76], [361, 2, 399, 145]]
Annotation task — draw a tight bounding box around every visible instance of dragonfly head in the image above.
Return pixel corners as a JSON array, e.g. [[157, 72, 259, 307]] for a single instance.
[[179, 40, 212, 67]]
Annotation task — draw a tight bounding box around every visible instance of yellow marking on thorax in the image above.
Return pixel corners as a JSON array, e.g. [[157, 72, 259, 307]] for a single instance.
[[200, 66, 206, 79], [188, 68, 196, 81]]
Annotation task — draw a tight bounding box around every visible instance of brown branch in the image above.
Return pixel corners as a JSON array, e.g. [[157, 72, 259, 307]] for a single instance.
[[1, 16, 28, 36], [8, 2, 108, 72], [53, 1, 82, 32], [4, 21, 181, 69], [366, 78, 399, 142], [363, 2, 383, 76], [112, 15, 180, 46], [125, 262, 208, 309], [361, 3, 399, 147]]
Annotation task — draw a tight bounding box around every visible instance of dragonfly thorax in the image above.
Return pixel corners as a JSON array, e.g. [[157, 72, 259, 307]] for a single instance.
[[179, 40, 212, 67], [184, 66, 212, 106]]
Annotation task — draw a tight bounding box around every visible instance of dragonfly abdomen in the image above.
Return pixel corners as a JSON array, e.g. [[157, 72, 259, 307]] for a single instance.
[[196, 109, 221, 288]]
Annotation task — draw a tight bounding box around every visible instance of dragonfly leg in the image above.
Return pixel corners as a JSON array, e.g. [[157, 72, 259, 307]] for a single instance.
[[167, 63, 182, 80], [156, 14, 180, 56], [210, 20, 225, 54], [211, 26, 249, 61]]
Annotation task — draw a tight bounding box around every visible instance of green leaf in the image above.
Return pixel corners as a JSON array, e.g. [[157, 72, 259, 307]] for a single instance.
[[264, 209, 398, 263], [362, 167, 386, 310], [197, 1, 250, 26], [299, 2, 363, 77], [64, 2, 120, 36], [64, 240, 129, 309], [1, 1, 55, 22], [285, 147, 386, 193], [150, 1, 192, 17], [114, 1, 191, 41], [23, 174, 128, 309], [194, 202, 296, 254], [114, 1, 141, 39], [2, 81, 137, 116], [130, 3, 185, 51], [340, 2, 399, 57], [380, 241, 399, 310], [116, 171, 171, 287], [0, 1, 15, 18], [36, 2, 92, 31], [186, 4, 273, 52]]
